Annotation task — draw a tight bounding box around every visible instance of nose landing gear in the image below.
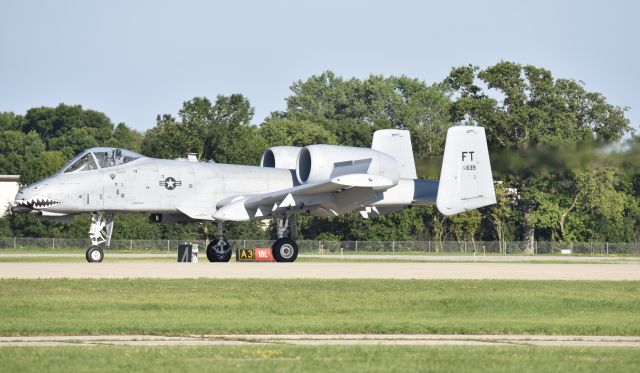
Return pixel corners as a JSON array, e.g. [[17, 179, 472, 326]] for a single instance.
[[86, 212, 113, 263], [86, 246, 104, 262]]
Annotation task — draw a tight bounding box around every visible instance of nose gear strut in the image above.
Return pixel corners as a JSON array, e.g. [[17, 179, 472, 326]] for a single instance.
[[86, 212, 113, 263]]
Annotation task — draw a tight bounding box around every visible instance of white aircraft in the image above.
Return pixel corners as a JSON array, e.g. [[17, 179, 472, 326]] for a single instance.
[[13, 126, 496, 262]]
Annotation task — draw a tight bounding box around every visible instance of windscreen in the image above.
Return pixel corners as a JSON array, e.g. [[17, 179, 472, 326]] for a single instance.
[[64, 153, 98, 173]]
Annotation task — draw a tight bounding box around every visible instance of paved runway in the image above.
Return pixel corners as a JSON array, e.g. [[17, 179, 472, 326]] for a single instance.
[[1, 334, 639, 348], [1, 261, 639, 280], [2, 253, 638, 262]]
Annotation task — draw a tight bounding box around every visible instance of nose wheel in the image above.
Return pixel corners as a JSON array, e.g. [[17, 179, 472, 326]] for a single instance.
[[86, 212, 113, 263], [86, 246, 104, 263]]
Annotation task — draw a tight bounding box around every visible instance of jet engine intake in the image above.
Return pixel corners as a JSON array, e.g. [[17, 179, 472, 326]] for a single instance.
[[260, 146, 302, 170], [296, 145, 400, 184]]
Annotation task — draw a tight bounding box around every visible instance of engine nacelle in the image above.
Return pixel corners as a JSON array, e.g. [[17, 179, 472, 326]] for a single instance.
[[260, 146, 302, 170], [296, 145, 400, 184]]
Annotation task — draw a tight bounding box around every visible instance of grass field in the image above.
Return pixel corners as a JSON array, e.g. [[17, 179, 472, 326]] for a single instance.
[[1, 345, 638, 372], [0, 279, 638, 336]]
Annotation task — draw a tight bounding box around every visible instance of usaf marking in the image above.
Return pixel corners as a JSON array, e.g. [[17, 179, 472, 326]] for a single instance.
[[159, 177, 182, 190]]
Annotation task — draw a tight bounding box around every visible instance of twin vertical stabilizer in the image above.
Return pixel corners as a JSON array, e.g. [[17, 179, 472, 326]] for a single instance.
[[436, 126, 496, 215], [371, 129, 417, 179]]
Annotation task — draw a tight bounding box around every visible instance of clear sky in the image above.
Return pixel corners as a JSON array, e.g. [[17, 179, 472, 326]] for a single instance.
[[1, 0, 638, 132]]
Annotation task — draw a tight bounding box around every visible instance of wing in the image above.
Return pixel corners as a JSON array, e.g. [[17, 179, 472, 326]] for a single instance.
[[212, 173, 395, 221]]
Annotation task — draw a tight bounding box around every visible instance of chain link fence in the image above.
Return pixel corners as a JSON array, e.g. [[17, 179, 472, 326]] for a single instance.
[[0, 237, 638, 256]]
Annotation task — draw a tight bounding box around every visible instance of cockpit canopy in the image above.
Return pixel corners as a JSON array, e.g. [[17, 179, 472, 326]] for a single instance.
[[60, 148, 144, 174]]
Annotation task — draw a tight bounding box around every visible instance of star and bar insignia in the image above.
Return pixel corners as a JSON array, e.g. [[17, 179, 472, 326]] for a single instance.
[[159, 177, 182, 190]]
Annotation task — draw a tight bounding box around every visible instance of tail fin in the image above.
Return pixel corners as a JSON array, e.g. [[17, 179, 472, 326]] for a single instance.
[[371, 129, 417, 179], [436, 126, 496, 216]]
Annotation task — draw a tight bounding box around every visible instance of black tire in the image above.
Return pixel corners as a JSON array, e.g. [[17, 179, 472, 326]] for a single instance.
[[272, 238, 298, 262], [86, 246, 104, 263], [206, 238, 232, 262]]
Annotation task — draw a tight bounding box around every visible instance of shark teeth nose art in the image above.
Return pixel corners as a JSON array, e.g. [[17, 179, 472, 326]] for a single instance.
[[16, 195, 62, 210]]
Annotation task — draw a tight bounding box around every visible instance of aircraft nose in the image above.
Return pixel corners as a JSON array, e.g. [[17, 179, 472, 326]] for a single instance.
[[13, 188, 31, 212], [14, 184, 61, 210], [14, 187, 29, 204]]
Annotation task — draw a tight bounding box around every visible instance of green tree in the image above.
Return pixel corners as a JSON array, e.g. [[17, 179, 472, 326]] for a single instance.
[[23, 104, 114, 155], [445, 61, 632, 250], [286, 71, 452, 157], [260, 119, 337, 147], [140, 114, 192, 159], [142, 95, 265, 165], [448, 210, 483, 250], [108, 123, 143, 152]]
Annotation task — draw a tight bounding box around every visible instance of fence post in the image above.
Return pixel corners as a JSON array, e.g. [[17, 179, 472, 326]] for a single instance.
[[130, 239, 133, 250], [167, 240, 170, 251], [355, 240, 358, 253], [606, 242, 609, 256], [52, 238, 55, 250], [13, 237, 16, 250], [464, 241, 467, 253], [392, 241, 395, 253]]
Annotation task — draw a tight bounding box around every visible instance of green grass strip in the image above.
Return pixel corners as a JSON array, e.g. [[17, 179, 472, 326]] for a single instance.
[[0, 279, 638, 336], [1, 345, 639, 373]]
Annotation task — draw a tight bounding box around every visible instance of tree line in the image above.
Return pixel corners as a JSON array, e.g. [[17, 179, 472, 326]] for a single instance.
[[1, 61, 637, 249]]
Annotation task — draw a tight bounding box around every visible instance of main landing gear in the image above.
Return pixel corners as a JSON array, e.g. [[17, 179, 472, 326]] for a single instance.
[[206, 221, 232, 262], [86, 212, 113, 263], [207, 215, 299, 262], [271, 214, 298, 262]]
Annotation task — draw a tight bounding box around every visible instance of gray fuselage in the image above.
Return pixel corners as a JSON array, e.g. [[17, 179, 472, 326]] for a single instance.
[[17, 157, 297, 218]]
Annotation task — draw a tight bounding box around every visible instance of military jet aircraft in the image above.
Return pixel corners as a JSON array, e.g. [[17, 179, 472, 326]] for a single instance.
[[13, 126, 496, 263]]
